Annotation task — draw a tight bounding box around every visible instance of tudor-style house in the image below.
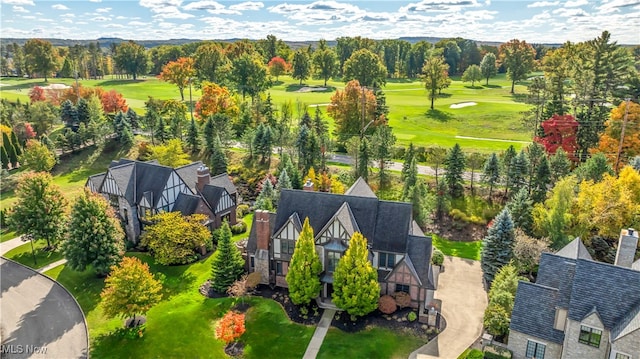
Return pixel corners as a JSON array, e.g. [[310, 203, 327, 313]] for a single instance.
[[86, 159, 238, 242], [246, 178, 438, 320], [508, 228, 640, 359]]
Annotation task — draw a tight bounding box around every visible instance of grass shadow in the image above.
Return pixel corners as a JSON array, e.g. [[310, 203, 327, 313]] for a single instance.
[[52, 264, 105, 314], [464, 85, 484, 90], [271, 80, 284, 86], [437, 93, 452, 98], [284, 84, 335, 93], [482, 84, 501, 88], [97, 79, 146, 87], [386, 78, 414, 83], [425, 109, 454, 122], [509, 93, 528, 103]]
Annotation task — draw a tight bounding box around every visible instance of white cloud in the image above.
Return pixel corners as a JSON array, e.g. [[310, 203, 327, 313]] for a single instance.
[[399, 0, 482, 13], [128, 20, 149, 26], [597, 0, 640, 14], [62, 19, 73, 23], [268, 1, 364, 24], [527, 1, 559, 8], [0, 0, 34, 5], [207, 8, 241, 15], [140, 0, 193, 18], [91, 16, 110, 22], [183, 0, 223, 10], [229, 1, 263, 11], [51, 4, 69, 10], [564, 0, 588, 7], [552, 7, 589, 17], [62, 13, 75, 18], [89, 0, 101, 2], [12, 5, 28, 12], [96, 7, 112, 13], [38, 18, 54, 22]]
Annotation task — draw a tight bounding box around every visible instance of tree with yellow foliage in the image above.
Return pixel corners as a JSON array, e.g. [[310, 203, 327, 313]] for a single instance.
[[594, 101, 640, 167]]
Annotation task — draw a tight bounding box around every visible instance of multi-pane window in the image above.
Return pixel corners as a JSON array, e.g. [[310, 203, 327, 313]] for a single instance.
[[275, 261, 283, 276], [281, 239, 295, 255], [614, 353, 630, 359], [378, 252, 396, 269], [579, 326, 602, 348], [396, 284, 410, 293], [108, 194, 119, 209], [327, 252, 341, 272], [525, 340, 546, 359]]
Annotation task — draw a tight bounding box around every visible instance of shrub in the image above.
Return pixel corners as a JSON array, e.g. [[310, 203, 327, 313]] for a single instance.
[[450, 208, 487, 225], [236, 204, 250, 218], [465, 349, 484, 359], [137, 141, 152, 161], [378, 295, 397, 314], [432, 249, 445, 266], [415, 146, 427, 162], [484, 345, 512, 359], [407, 311, 417, 322], [393, 291, 411, 308], [392, 146, 405, 160], [215, 311, 246, 344], [230, 221, 247, 235]]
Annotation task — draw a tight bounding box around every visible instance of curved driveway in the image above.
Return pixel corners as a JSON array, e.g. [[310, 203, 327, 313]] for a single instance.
[[411, 256, 488, 359], [0, 258, 88, 359]]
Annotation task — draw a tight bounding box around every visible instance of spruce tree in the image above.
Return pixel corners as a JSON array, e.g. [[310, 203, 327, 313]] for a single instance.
[[186, 117, 200, 154], [481, 209, 515, 285], [286, 218, 322, 306], [154, 115, 169, 143], [549, 148, 571, 185], [526, 142, 545, 194], [210, 135, 227, 176], [435, 181, 449, 220], [445, 143, 466, 198], [255, 178, 275, 210], [507, 150, 529, 199], [63, 189, 125, 276], [275, 168, 292, 204], [126, 108, 139, 129], [76, 98, 90, 124], [502, 145, 517, 197], [210, 222, 245, 293], [402, 143, 415, 181], [372, 125, 396, 190], [531, 156, 551, 203], [357, 138, 370, 181], [482, 153, 501, 201], [60, 99, 78, 128], [1, 145, 9, 169], [507, 188, 534, 236], [332, 232, 380, 318], [402, 157, 418, 199], [203, 115, 215, 158]]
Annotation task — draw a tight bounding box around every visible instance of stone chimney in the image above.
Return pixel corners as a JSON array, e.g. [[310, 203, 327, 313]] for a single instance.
[[196, 165, 210, 192], [255, 209, 271, 251], [303, 179, 314, 191], [615, 228, 638, 268]]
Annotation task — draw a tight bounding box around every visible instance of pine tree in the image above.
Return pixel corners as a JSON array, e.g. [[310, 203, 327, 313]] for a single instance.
[[402, 157, 418, 199], [63, 189, 125, 276], [507, 188, 534, 236], [372, 125, 396, 190], [255, 178, 275, 210], [405, 180, 433, 228], [435, 181, 449, 220], [275, 168, 292, 205], [1, 145, 9, 169], [286, 217, 322, 306], [209, 135, 228, 176], [526, 142, 545, 194], [574, 152, 612, 183], [531, 156, 551, 203], [507, 150, 529, 199], [126, 108, 139, 129], [402, 143, 415, 181], [481, 209, 515, 285], [186, 117, 200, 154], [357, 138, 370, 181], [502, 145, 517, 197], [549, 148, 571, 185], [482, 153, 501, 201], [210, 222, 245, 293], [332, 232, 380, 318], [76, 98, 90, 124], [445, 143, 466, 198], [203, 115, 215, 158], [154, 115, 169, 143], [60, 99, 78, 128]]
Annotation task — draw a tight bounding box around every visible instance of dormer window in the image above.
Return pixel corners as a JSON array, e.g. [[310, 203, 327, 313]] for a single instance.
[[578, 325, 601, 348], [378, 252, 396, 269]]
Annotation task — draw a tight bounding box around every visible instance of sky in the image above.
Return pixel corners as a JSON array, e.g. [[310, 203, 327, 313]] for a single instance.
[[0, 0, 639, 44]]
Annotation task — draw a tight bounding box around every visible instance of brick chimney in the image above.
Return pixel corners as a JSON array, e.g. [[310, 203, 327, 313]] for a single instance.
[[196, 165, 210, 192], [615, 228, 638, 268], [255, 209, 271, 251], [303, 179, 314, 191]]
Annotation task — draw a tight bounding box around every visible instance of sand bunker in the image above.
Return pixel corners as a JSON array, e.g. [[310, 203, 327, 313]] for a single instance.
[[296, 86, 327, 93], [450, 102, 477, 109], [42, 84, 71, 90]]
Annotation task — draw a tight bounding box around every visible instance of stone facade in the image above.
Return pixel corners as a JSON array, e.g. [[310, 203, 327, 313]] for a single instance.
[[611, 329, 640, 358], [508, 330, 563, 359], [562, 315, 609, 359]]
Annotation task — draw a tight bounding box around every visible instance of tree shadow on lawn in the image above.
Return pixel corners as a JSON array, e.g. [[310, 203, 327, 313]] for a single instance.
[[128, 253, 197, 300], [482, 84, 501, 89], [97, 79, 146, 87], [285, 84, 336, 93], [425, 109, 454, 122], [507, 93, 528, 103], [463, 85, 484, 90], [386, 78, 415, 83]]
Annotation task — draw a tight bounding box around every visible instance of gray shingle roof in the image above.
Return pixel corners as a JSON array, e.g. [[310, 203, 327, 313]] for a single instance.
[[536, 253, 576, 308], [612, 304, 640, 341], [86, 173, 105, 192], [172, 192, 201, 216], [556, 237, 593, 260], [210, 173, 237, 195], [510, 281, 565, 344], [345, 177, 377, 198], [175, 161, 203, 193], [406, 235, 434, 289], [201, 185, 224, 213]]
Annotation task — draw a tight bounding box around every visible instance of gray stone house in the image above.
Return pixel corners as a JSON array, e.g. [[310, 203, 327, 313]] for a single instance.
[[86, 159, 237, 242], [508, 228, 640, 359], [245, 178, 438, 320]]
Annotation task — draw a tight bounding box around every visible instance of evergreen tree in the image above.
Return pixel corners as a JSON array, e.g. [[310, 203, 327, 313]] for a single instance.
[[210, 135, 227, 176], [126, 108, 139, 129], [445, 143, 465, 198], [253, 123, 274, 164], [630, 156, 640, 171], [255, 178, 275, 210], [357, 138, 370, 181], [402, 157, 418, 199], [333, 232, 380, 318], [501, 145, 517, 197], [286, 218, 322, 306], [210, 222, 245, 293], [482, 153, 501, 201], [507, 150, 529, 199], [549, 148, 571, 185], [186, 117, 200, 154], [275, 168, 292, 204], [372, 125, 396, 190], [10, 131, 21, 156], [113, 111, 133, 145], [374, 89, 389, 121], [3, 132, 17, 167], [531, 156, 551, 203], [507, 188, 534, 236], [60, 99, 78, 128], [405, 179, 433, 228], [481, 208, 515, 285], [63, 189, 125, 276], [574, 152, 612, 183], [435, 181, 449, 220], [1, 145, 9, 169], [402, 143, 415, 181], [295, 124, 320, 172], [154, 115, 169, 143], [203, 115, 215, 158], [76, 98, 90, 124]]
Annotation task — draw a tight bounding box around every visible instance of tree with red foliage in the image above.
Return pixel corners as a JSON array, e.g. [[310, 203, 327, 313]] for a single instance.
[[29, 86, 46, 103], [158, 57, 195, 101], [195, 82, 238, 121], [534, 114, 579, 162], [267, 56, 289, 81], [215, 311, 245, 344], [101, 90, 129, 114]]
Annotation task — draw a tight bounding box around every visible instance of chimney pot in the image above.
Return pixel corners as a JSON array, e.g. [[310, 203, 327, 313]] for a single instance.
[[615, 228, 639, 268], [196, 165, 210, 192], [303, 179, 314, 191]]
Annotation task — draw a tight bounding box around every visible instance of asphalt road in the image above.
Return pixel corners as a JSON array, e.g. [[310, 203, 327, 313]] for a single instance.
[[0, 258, 88, 359]]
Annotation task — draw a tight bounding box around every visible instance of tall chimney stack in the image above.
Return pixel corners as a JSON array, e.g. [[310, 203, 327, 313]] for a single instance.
[[615, 228, 638, 268], [196, 165, 210, 192], [255, 209, 271, 251]]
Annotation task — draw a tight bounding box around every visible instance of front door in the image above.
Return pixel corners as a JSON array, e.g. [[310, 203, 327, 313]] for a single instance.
[[325, 283, 333, 299]]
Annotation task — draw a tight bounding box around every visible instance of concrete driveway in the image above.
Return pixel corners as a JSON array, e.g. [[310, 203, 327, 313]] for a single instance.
[[411, 256, 488, 359], [0, 258, 88, 359]]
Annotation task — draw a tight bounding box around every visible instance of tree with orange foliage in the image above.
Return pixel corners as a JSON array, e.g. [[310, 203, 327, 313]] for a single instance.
[[594, 100, 640, 167], [267, 56, 289, 81], [158, 57, 195, 101], [29, 86, 46, 102], [195, 82, 238, 120], [101, 89, 129, 114], [327, 80, 377, 143], [215, 311, 246, 344], [534, 114, 579, 162]]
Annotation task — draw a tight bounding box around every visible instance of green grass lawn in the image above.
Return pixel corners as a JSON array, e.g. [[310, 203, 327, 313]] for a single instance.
[[1, 230, 17, 242], [232, 213, 254, 243], [319, 327, 424, 359], [4, 240, 64, 269], [432, 234, 482, 261]]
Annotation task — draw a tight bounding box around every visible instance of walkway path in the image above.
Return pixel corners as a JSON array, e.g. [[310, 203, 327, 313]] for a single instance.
[[409, 256, 487, 359], [1, 236, 28, 256], [37, 259, 69, 273], [303, 309, 336, 359]]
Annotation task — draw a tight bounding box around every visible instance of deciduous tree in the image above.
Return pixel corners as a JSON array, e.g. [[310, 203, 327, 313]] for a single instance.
[[327, 80, 376, 143], [535, 114, 579, 162], [149, 139, 190, 168], [512, 230, 549, 276], [499, 39, 536, 94], [267, 56, 289, 81], [461, 64, 482, 86], [215, 311, 246, 344], [480, 53, 497, 85], [291, 50, 311, 85], [286, 218, 322, 306], [532, 176, 576, 248], [312, 48, 338, 86], [343, 49, 387, 88], [159, 57, 195, 101], [101, 89, 128, 114], [230, 53, 268, 100], [422, 56, 450, 109], [23, 39, 59, 81], [113, 40, 149, 80], [595, 100, 640, 167], [194, 43, 229, 84], [63, 189, 125, 276], [19, 139, 56, 172]]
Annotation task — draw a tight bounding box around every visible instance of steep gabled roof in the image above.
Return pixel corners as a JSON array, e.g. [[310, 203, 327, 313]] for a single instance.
[[374, 201, 412, 252], [175, 161, 203, 193], [345, 177, 377, 198], [612, 304, 640, 341], [406, 235, 434, 289], [86, 173, 105, 192], [536, 253, 577, 308], [556, 237, 592, 260], [200, 185, 225, 212], [272, 212, 302, 239], [315, 202, 360, 240], [172, 192, 201, 216], [510, 282, 565, 344], [210, 173, 237, 195]]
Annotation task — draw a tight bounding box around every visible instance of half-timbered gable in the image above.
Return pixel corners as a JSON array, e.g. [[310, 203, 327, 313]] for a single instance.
[[156, 171, 191, 212], [100, 171, 124, 197], [215, 189, 235, 213], [273, 213, 302, 260]]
